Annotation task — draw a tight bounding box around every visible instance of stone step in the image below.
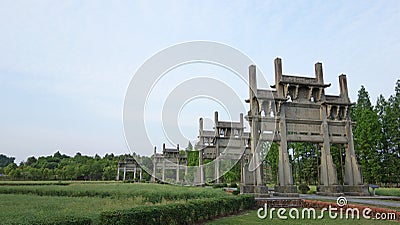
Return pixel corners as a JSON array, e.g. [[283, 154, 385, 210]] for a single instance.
[[256, 198, 303, 208], [273, 192, 299, 197]]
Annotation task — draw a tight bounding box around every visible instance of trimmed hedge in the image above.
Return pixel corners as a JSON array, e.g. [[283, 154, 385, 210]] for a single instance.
[[99, 195, 255, 225], [27, 216, 92, 225], [0, 181, 70, 186]]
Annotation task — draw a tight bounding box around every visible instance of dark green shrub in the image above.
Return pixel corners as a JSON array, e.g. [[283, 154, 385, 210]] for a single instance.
[[212, 183, 227, 188], [31, 216, 92, 225], [99, 195, 255, 225], [298, 183, 310, 194]]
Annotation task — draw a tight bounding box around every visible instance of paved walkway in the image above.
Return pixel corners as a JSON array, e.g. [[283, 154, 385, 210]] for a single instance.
[[301, 194, 400, 208]]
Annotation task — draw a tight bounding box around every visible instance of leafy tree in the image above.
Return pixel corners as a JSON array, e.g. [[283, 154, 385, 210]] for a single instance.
[[187, 151, 199, 167], [221, 162, 240, 183], [290, 142, 319, 185], [25, 156, 37, 167], [330, 144, 345, 185], [352, 86, 382, 184], [376, 80, 400, 185], [102, 165, 117, 180], [0, 154, 15, 167], [264, 142, 278, 184], [4, 163, 17, 175]]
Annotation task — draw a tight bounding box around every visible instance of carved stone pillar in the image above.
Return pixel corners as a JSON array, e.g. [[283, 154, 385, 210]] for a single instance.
[[176, 161, 179, 183], [162, 159, 165, 182], [151, 146, 156, 182], [199, 148, 204, 184], [343, 120, 369, 195], [317, 105, 342, 196], [274, 105, 298, 196]]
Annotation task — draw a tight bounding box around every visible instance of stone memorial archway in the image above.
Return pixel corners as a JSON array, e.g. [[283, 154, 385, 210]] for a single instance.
[[243, 58, 368, 196]]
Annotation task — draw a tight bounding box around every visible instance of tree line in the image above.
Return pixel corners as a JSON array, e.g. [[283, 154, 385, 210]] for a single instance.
[[0, 146, 237, 183], [0, 152, 152, 181]]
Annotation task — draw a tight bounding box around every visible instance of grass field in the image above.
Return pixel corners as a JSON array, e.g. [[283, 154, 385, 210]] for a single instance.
[[376, 188, 400, 197], [0, 182, 230, 224], [0, 182, 228, 202], [0, 194, 151, 224], [1, 181, 400, 224], [206, 209, 398, 225]]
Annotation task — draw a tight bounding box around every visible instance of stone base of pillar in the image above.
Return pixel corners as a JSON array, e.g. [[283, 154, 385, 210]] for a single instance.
[[343, 185, 370, 196], [193, 167, 203, 185], [240, 184, 255, 194], [317, 185, 344, 196], [274, 185, 299, 197], [240, 184, 270, 197], [254, 185, 270, 198]]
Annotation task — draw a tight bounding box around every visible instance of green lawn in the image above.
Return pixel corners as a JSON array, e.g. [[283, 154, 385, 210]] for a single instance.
[[2, 182, 400, 224], [0, 194, 151, 224], [376, 188, 400, 197], [0, 182, 228, 202], [0, 182, 230, 224], [207, 209, 398, 225]]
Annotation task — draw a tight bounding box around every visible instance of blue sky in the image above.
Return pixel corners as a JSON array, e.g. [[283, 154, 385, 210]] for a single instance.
[[1, 1, 399, 163]]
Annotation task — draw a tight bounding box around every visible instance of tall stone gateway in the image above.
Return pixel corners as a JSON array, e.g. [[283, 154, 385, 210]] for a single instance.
[[151, 144, 188, 183], [244, 58, 369, 196], [195, 112, 251, 186]]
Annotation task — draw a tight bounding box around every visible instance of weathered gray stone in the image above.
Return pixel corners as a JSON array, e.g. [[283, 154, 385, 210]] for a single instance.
[[117, 157, 143, 181], [343, 185, 370, 196], [240, 184, 255, 194], [246, 58, 365, 196], [274, 185, 299, 197], [317, 185, 344, 196], [151, 144, 188, 183], [147, 57, 366, 197], [195, 112, 250, 185]]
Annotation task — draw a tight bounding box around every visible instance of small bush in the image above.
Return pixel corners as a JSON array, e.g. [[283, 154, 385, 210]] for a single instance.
[[298, 183, 310, 194], [212, 183, 228, 188]]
